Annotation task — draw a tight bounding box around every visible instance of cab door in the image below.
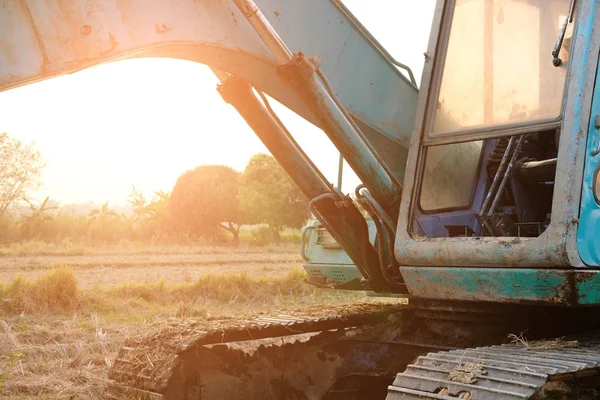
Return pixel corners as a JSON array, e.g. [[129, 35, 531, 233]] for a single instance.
[[577, 55, 600, 266]]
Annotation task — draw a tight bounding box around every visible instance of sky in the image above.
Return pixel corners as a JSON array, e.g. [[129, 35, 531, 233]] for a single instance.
[[0, 1, 436, 206]]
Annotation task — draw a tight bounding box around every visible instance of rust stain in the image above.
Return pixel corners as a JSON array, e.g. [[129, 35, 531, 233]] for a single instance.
[[84, 0, 105, 18], [155, 23, 171, 34], [390, 121, 402, 133], [559, 270, 577, 305], [100, 32, 118, 55], [0, 4, 17, 66], [109, 32, 118, 49], [80, 24, 92, 36], [274, 10, 279, 17], [224, 2, 238, 26], [18, 0, 49, 72]]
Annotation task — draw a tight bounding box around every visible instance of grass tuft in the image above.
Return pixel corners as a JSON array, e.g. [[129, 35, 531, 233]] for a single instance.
[[106, 267, 313, 306], [1, 265, 361, 318], [0, 266, 79, 314]]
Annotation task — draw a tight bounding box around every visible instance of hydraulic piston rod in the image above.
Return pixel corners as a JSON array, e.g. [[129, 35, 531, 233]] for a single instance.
[[214, 72, 332, 200], [231, 0, 402, 219], [214, 69, 395, 292]]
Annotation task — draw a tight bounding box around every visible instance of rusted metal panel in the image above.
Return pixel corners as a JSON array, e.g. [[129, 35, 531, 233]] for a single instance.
[[574, 271, 600, 305], [401, 267, 574, 304], [402, 267, 600, 306]]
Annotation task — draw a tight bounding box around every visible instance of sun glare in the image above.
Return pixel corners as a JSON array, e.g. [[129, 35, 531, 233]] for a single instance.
[[0, 57, 357, 205]]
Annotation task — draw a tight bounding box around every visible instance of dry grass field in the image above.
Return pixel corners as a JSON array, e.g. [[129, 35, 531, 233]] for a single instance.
[[0, 242, 369, 399]]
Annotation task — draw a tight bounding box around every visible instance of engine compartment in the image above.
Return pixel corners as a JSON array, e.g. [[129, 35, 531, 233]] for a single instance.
[[413, 129, 560, 238]]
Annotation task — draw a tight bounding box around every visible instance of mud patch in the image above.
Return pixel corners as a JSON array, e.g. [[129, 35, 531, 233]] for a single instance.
[[447, 362, 487, 384], [533, 380, 600, 400]]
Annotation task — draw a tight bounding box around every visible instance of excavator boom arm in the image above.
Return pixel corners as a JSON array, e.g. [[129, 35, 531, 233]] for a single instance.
[[1, 0, 420, 290]]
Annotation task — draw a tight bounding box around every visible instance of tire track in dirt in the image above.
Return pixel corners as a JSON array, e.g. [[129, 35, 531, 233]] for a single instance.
[[0, 253, 303, 288], [0, 252, 300, 270]]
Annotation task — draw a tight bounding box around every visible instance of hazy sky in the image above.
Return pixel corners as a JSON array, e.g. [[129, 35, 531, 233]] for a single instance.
[[0, 1, 436, 206]]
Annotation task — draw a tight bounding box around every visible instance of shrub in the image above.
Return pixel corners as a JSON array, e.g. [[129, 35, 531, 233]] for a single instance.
[[0, 266, 79, 313]]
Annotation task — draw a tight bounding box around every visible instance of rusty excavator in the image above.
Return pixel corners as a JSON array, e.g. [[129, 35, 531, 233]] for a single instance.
[[3, 0, 600, 398]]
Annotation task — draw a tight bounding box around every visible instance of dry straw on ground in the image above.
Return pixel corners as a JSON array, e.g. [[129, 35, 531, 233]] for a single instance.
[[0, 258, 365, 399], [508, 333, 579, 350]]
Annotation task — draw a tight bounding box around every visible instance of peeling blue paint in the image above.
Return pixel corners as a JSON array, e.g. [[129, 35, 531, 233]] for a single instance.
[[401, 267, 570, 304], [402, 267, 600, 306], [576, 273, 600, 304]]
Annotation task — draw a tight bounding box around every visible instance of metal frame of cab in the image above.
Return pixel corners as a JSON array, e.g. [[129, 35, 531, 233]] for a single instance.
[[394, 0, 600, 305]]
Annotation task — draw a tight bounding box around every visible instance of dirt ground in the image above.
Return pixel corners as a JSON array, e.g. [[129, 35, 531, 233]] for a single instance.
[[0, 252, 300, 288], [0, 244, 368, 399]]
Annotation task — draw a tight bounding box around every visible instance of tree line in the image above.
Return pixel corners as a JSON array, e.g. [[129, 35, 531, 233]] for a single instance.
[[0, 132, 310, 245]]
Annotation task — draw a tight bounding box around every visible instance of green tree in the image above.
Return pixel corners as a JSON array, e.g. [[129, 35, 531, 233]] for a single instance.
[[0, 132, 45, 219], [167, 165, 242, 243], [239, 153, 309, 241]]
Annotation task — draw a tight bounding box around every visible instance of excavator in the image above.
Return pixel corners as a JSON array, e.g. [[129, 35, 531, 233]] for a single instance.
[[2, 0, 600, 398]]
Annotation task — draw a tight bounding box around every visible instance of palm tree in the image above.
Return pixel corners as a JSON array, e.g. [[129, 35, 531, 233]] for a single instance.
[[127, 186, 171, 240], [88, 201, 119, 222], [88, 201, 120, 242], [19, 196, 58, 239]]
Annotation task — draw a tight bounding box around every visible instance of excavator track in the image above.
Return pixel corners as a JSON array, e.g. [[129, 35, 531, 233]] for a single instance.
[[107, 303, 407, 399], [107, 300, 600, 399], [387, 333, 600, 400]]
